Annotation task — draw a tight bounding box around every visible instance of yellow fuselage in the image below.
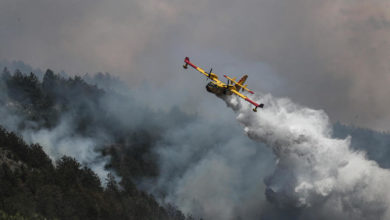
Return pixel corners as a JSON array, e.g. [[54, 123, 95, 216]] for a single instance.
[[206, 82, 233, 96]]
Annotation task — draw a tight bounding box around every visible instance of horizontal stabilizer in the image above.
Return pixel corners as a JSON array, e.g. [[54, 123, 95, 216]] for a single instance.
[[223, 75, 255, 94]]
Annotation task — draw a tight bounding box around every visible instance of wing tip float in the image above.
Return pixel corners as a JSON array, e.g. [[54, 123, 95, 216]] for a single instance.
[[183, 57, 264, 112], [183, 57, 195, 69], [245, 97, 264, 112]]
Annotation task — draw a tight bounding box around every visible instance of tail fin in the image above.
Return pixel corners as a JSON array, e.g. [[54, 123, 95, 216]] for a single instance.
[[235, 75, 248, 91]]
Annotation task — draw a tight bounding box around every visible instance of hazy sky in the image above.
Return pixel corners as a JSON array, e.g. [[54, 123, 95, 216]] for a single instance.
[[1, 0, 390, 131]]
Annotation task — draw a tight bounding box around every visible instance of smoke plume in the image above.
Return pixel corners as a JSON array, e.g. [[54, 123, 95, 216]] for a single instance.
[[223, 94, 390, 220]]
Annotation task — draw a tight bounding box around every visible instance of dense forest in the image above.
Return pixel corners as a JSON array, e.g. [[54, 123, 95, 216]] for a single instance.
[[0, 68, 195, 219], [1, 67, 390, 219], [0, 127, 191, 219]]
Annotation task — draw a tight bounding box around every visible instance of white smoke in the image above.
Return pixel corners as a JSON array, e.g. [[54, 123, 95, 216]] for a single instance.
[[141, 107, 275, 220], [226, 94, 390, 220], [0, 79, 112, 181], [20, 115, 111, 181]]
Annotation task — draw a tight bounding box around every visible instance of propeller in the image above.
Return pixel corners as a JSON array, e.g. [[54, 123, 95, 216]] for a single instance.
[[205, 68, 212, 81]]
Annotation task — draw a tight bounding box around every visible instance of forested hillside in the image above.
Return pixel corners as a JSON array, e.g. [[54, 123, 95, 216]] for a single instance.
[[0, 68, 194, 219], [1, 67, 390, 220], [0, 127, 189, 219]]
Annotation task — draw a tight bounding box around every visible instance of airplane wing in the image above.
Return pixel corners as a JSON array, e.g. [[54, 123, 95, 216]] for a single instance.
[[223, 75, 255, 94], [183, 57, 221, 83], [231, 89, 264, 112]]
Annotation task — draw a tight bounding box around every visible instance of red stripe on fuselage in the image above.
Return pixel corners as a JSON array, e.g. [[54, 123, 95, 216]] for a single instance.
[[245, 97, 259, 107]]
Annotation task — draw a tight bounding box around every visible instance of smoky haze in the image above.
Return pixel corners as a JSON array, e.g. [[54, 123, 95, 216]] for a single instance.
[[1, 0, 390, 130], [2, 0, 390, 219], [2, 66, 390, 219]]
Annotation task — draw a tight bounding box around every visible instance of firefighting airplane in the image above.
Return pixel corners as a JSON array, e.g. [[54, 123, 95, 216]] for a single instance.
[[183, 57, 264, 112]]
